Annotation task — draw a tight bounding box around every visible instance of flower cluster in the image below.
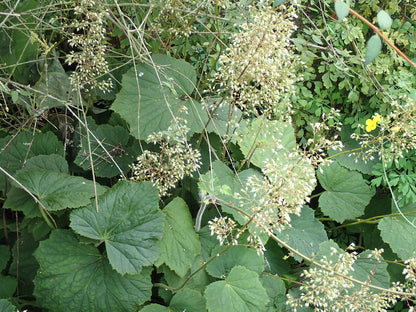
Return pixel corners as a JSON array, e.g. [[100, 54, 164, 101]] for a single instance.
[[208, 216, 237, 246], [235, 152, 316, 235], [147, 0, 216, 37], [287, 247, 400, 312], [207, 214, 266, 254], [304, 108, 344, 166], [64, 0, 112, 92], [215, 6, 301, 118], [130, 124, 201, 197]]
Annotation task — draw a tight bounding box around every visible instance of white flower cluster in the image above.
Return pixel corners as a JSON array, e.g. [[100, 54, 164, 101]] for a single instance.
[[216, 6, 301, 118], [239, 154, 316, 233], [130, 124, 201, 197], [287, 248, 402, 312], [65, 0, 112, 92]]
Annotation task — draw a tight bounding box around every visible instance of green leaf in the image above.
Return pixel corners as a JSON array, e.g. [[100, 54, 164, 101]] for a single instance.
[[34, 229, 152, 312], [204, 98, 246, 142], [155, 197, 201, 277], [199, 161, 261, 225], [274, 206, 327, 261], [264, 239, 290, 276], [260, 274, 286, 312], [9, 232, 39, 296], [159, 257, 212, 293], [33, 59, 81, 109], [0, 1, 39, 84], [23, 154, 68, 173], [140, 304, 169, 312], [0, 275, 17, 299], [377, 10, 392, 30], [237, 117, 315, 208], [170, 288, 207, 312], [237, 117, 296, 169], [274, 0, 287, 5], [3, 187, 41, 218], [199, 225, 220, 260], [365, 34, 382, 64], [314, 241, 390, 296], [111, 54, 207, 140], [198, 161, 268, 242], [70, 181, 164, 275], [351, 250, 390, 289], [334, 1, 350, 20], [204, 266, 269, 312], [0, 131, 64, 193], [318, 161, 375, 223], [74, 122, 140, 177], [206, 245, 264, 278], [378, 201, 416, 259], [0, 299, 19, 312], [327, 125, 380, 175], [10, 169, 106, 211]]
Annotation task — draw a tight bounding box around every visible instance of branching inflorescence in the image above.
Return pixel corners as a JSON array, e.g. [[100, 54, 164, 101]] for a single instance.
[[216, 5, 302, 118], [64, 0, 113, 92], [130, 123, 201, 197]]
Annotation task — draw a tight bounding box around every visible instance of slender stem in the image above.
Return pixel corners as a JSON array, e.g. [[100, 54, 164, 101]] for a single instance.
[[332, 210, 416, 230], [201, 196, 416, 297], [326, 146, 363, 160], [267, 229, 414, 297]]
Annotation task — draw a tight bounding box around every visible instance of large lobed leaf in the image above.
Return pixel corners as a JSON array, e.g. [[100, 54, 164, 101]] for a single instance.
[[318, 161, 375, 223], [11, 169, 107, 211], [74, 119, 140, 178], [315, 241, 390, 290], [198, 160, 268, 242], [206, 245, 264, 278], [155, 197, 201, 277], [274, 206, 328, 262], [141, 289, 206, 312], [0, 132, 64, 193], [205, 266, 269, 312], [378, 201, 416, 260], [111, 54, 207, 140], [34, 230, 152, 312], [327, 125, 380, 175], [237, 116, 296, 170], [70, 181, 164, 275]]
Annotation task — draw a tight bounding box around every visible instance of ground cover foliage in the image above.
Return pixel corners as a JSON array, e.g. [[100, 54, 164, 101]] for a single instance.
[[1, 0, 416, 311]]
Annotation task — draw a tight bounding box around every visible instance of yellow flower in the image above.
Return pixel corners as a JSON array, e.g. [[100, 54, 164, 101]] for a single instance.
[[365, 119, 377, 132], [365, 114, 381, 132]]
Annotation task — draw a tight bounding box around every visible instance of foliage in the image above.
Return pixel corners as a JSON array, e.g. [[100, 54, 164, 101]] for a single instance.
[[1, 0, 416, 311]]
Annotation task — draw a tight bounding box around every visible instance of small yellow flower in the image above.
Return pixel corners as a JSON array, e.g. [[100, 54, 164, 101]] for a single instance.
[[365, 119, 377, 132], [365, 114, 381, 132]]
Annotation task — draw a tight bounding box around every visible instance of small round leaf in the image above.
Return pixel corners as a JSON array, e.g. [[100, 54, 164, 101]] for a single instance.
[[377, 10, 392, 30], [334, 1, 350, 21], [365, 34, 382, 64]]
